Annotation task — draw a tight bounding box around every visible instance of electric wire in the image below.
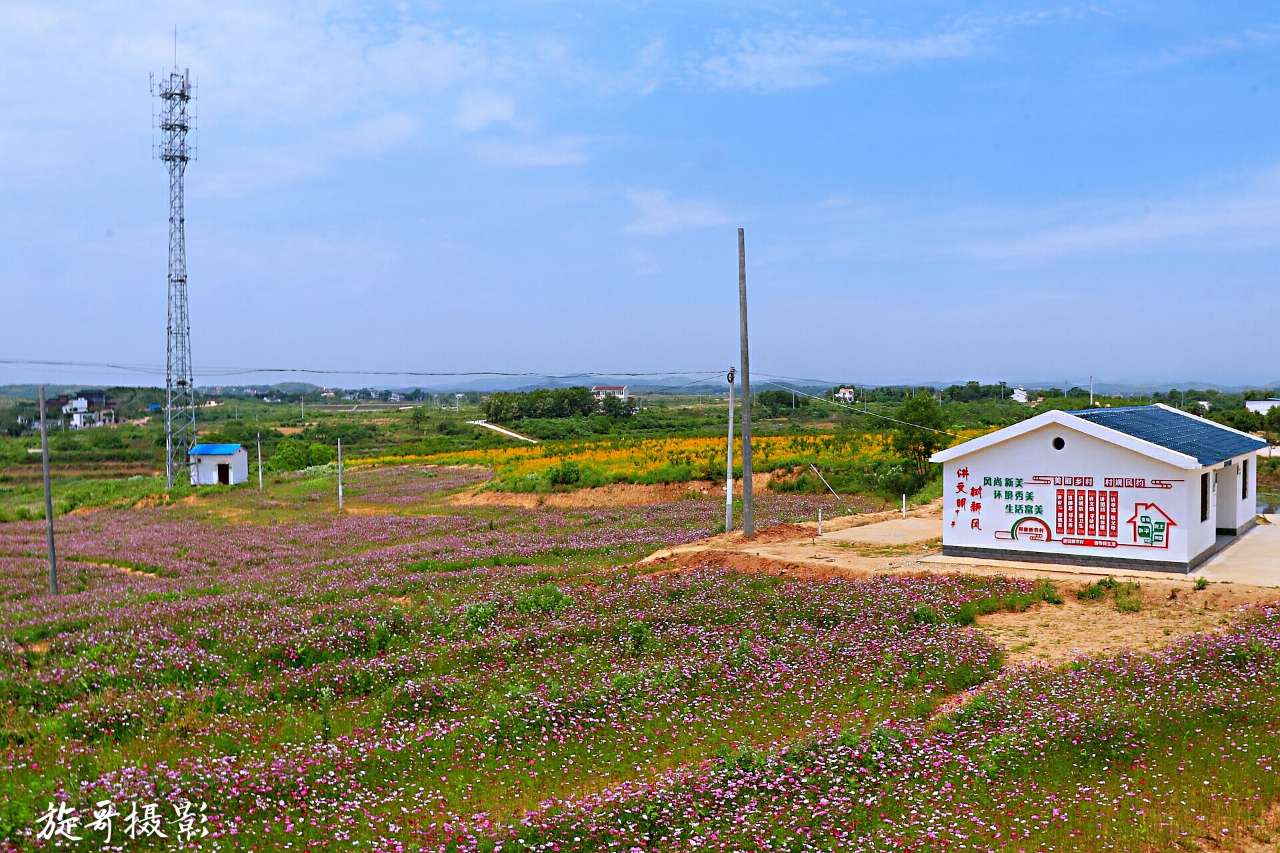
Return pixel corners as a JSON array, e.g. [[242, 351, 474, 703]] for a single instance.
[[760, 379, 959, 437]]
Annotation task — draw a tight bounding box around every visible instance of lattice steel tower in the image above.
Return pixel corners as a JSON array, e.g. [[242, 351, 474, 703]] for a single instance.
[[152, 60, 198, 489]]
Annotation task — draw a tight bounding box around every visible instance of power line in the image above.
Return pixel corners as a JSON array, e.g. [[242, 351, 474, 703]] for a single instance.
[[761, 379, 960, 437], [0, 358, 724, 381]]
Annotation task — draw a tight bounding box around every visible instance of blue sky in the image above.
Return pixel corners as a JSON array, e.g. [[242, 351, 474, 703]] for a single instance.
[[3, 1, 1278, 388]]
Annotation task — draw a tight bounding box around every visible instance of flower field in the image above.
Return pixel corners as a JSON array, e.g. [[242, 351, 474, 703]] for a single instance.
[[350, 432, 908, 492], [1, 465, 1278, 850]]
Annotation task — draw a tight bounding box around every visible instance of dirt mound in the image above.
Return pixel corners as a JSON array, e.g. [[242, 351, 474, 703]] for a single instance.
[[637, 549, 872, 583], [745, 523, 815, 543]]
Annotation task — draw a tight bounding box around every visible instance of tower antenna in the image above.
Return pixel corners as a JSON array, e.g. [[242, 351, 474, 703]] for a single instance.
[[152, 38, 198, 489]]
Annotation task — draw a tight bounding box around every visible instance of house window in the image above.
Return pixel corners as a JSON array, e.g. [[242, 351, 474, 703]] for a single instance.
[[1242, 459, 1249, 500], [1200, 472, 1210, 522]]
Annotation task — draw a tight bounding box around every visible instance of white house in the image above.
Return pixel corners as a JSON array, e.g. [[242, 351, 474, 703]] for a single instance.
[[591, 385, 629, 401], [930, 404, 1266, 573], [834, 387, 857, 403], [188, 443, 250, 486], [1245, 399, 1280, 416], [1010, 387, 1029, 404]]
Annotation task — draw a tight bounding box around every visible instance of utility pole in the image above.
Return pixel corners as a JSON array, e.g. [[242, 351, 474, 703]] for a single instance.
[[256, 432, 263, 491], [725, 366, 735, 532], [337, 438, 344, 512], [39, 385, 58, 595], [300, 396, 305, 422], [1089, 375, 1094, 407], [737, 227, 754, 537]]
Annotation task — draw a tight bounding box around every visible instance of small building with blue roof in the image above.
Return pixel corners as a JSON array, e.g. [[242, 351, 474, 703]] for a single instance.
[[188, 442, 249, 487], [930, 404, 1267, 573]]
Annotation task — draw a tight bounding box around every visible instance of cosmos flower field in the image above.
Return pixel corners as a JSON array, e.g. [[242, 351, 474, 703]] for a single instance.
[[2, 465, 1278, 850]]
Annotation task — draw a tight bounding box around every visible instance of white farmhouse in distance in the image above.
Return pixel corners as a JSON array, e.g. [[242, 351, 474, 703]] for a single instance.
[[188, 443, 250, 486], [835, 387, 857, 403], [591, 385, 629, 402], [930, 404, 1266, 574], [1010, 387, 1029, 404], [1245, 399, 1280, 416]]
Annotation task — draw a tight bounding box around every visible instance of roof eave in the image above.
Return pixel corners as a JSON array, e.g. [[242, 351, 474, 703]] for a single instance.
[[930, 409, 1203, 470]]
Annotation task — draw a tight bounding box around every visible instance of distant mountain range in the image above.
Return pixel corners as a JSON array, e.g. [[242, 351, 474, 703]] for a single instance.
[[3, 377, 1278, 399]]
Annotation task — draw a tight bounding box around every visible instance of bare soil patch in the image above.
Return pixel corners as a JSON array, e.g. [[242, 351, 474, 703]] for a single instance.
[[636, 549, 875, 583], [1197, 802, 1280, 852], [977, 579, 1278, 666]]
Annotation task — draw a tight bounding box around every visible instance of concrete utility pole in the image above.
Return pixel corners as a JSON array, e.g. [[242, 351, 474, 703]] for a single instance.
[[256, 432, 263, 491], [38, 385, 58, 595], [336, 438, 344, 512], [725, 366, 735, 532], [737, 227, 754, 537], [1089, 375, 1094, 407]]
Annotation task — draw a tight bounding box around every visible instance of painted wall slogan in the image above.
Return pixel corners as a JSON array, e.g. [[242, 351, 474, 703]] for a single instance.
[[950, 468, 1183, 552]]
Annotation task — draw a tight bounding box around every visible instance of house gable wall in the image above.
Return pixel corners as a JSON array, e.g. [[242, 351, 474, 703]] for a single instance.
[[941, 422, 1198, 566]]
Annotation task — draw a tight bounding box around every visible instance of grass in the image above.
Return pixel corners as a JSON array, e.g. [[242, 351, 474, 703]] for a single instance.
[[2, 456, 1277, 850], [1078, 576, 1144, 612]]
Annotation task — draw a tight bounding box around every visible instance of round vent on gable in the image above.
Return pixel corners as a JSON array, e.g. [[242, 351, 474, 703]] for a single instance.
[[1052, 436, 1066, 451]]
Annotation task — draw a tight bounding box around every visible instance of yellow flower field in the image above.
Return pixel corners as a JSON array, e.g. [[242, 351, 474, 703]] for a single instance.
[[351, 428, 987, 493]]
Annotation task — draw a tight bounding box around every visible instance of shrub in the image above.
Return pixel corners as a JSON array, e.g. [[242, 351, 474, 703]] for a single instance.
[[618, 620, 656, 655], [516, 584, 572, 614], [1113, 582, 1143, 613], [269, 438, 336, 472], [1077, 576, 1118, 601], [1194, 576, 1209, 591], [463, 601, 499, 630], [717, 745, 767, 773], [912, 605, 941, 625]]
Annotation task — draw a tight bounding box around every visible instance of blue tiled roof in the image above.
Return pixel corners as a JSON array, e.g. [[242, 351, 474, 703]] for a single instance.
[[188, 443, 243, 456], [1068, 405, 1265, 466]]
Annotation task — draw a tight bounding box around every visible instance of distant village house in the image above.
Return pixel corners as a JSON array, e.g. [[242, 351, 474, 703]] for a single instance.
[[591, 385, 629, 402]]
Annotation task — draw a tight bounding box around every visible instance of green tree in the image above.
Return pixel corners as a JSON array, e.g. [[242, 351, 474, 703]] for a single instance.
[[889, 396, 948, 479], [268, 438, 335, 472], [600, 394, 632, 418]]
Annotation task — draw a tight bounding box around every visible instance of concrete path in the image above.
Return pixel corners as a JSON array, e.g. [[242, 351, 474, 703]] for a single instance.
[[466, 420, 539, 444], [1198, 516, 1280, 586], [823, 515, 938, 546]]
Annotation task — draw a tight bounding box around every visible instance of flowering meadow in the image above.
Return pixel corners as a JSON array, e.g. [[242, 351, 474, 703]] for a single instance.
[[1, 464, 1277, 850], [349, 432, 977, 492]]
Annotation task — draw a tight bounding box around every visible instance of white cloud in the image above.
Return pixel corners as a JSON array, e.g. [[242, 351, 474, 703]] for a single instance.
[[472, 136, 589, 168], [968, 165, 1280, 262], [691, 28, 979, 91], [1141, 26, 1280, 70], [334, 114, 421, 155], [455, 90, 516, 133], [198, 114, 420, 198], [625, 189, 730, 236]]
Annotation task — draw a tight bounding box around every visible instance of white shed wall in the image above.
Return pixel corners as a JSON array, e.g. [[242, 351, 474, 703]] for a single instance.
[[189, 450, 249, 486], [1213, 455, 1258, 533], [940, 423, 1205, 566]]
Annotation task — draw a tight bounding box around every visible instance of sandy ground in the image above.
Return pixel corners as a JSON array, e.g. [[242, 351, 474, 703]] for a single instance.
[[637, 503, 1280, 667], [1197, 803, 1280, 852]]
